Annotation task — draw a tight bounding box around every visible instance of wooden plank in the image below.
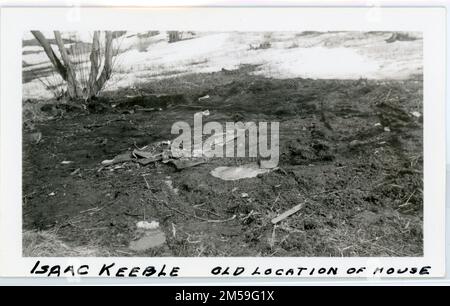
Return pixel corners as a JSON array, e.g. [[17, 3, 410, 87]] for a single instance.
[[271, 203, 303, 224]]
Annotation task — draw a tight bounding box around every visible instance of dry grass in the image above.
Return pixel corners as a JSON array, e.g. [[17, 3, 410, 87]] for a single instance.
[[23, 230, 106, 257]]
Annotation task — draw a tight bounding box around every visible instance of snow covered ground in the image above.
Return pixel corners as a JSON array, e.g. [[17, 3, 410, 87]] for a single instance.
[[22, 31, 422, 100]]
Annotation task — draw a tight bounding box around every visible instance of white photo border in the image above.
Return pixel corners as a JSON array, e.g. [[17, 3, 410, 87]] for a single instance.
[[0, 6, 446, 278]]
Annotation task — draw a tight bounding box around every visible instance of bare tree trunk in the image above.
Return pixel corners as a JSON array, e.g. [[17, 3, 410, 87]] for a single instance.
[[30, 31, 67, 81], [54, 31, 80, 99], [89, 31, 113, 97], [168, 31, 181, 43], [32, 30, 115, 99], [88, 31, 101, 97]]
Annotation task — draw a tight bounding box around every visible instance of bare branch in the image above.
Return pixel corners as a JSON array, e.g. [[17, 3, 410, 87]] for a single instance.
[[54, 31, 81, 98], [30, 31, 67, 80], [88, 31, 101, 97], [90, 31, 114, 97]]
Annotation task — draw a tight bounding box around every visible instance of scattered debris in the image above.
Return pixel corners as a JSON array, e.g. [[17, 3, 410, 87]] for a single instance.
[[194, 206, 222, 218], [136, 155, 162, 165], [101, 141, 174, 169], [142, 175, 151, 190], [198, 95, 210, 101], [164, 180, 179, 194], [136, 220, 160, 230], [80, 206, 103, 214], [271, 202, 304, 224], [129, 219, 166, 252], [135, 107, 158, 113], [133, 149, 163, 164], [349, 140, 365, 148], [168, 157, 207, 170], [210, 163, 271, 181], [30, 132, 42, 144], [70, 168, 80, 176], [207, 214, 237, 223], [129, 229, 166, 251], [101, 152, 132, 166], [269, 225, 277, 248], [171, 223, 177, 238]]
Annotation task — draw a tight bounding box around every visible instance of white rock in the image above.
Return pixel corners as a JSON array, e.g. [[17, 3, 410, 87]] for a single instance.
[[136, 220, 160, 230]]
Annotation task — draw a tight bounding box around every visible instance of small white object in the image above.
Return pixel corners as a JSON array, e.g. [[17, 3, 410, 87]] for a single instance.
[[164, 180, 179, 194], [136, 220, 160, 230], [411, 111, 421, 118], [384, 127, 391, 132], [198, 95, 210, 101], [48, 192, 55, 196], [211, 163, 271, 181], [241, 193, 249, 198], [61, 161, 73, 164], [101, 159, 114, 165], [374, 123, 381, 127], [201, 109, 210, 116]]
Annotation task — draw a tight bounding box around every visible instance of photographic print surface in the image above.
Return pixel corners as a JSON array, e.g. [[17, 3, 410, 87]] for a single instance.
[[22, 30, 424, 258]]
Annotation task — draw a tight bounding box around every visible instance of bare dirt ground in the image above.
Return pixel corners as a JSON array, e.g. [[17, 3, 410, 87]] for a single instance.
[[22, 66, 423, 257]]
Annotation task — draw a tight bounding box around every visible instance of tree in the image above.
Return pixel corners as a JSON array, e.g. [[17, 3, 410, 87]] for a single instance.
[[31, 30, 115, 100], [168, 31, 181, 43]]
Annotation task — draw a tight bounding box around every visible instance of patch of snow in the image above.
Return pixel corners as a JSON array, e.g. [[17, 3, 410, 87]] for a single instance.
[[23, 46, 44, 52], [252, 46, 380, 79], [22, 31, 423, 99]]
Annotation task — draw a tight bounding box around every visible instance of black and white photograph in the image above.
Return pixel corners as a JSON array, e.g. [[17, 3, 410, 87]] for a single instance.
[[0, 5, 446, 281], [21, 30, 424, 258]]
